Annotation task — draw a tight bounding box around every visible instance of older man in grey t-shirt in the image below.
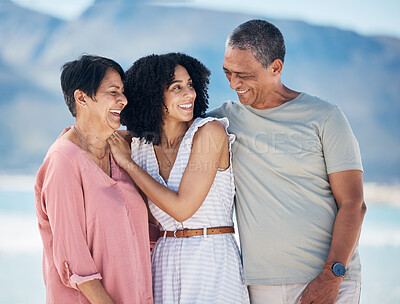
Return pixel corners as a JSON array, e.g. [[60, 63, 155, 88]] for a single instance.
[[208, 20, 366, 304]]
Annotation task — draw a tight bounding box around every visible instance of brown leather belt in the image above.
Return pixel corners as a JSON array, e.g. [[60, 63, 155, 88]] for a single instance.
[[162, 226, 234, 238]]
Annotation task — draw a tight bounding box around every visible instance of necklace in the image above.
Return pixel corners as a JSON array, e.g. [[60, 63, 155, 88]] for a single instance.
[[73, 124, 109, 160], [74, 124, 108, 150], [160, 133, 185, 167]]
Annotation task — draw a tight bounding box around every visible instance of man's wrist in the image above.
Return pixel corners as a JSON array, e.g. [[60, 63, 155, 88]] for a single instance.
[[321, 268, 344, 283]]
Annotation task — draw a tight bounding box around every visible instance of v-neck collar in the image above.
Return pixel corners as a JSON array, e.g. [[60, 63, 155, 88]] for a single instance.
[[150, 119, 198, 185], [58, 137, 117, 185]]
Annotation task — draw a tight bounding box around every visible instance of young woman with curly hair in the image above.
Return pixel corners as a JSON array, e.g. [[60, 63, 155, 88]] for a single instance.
[[107, 53, 249, 303]]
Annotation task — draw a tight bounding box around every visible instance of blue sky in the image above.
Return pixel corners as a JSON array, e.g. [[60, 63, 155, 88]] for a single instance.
[[11, 0, 400, 39]]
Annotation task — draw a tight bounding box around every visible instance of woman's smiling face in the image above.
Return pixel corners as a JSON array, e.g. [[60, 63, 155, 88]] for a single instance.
[[163, 65, 196, 124], [85, 68, 128, 132]]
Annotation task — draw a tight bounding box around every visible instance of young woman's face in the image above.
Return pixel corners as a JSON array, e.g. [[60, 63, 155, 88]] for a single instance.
[[163, 65, 196, 124]]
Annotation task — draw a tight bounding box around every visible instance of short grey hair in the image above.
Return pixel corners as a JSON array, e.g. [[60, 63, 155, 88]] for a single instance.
[[226, 19, 286, 69]]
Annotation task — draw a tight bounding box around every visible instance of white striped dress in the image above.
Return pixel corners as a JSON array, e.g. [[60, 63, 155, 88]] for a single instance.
[[131, 117, 250, 304]]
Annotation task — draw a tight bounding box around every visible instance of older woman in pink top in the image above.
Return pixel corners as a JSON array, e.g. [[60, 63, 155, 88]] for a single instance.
[[34, 55, 153, 304]]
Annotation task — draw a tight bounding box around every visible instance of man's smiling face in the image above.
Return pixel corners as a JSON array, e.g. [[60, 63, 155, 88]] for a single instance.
[[223, 46, 275, 109]]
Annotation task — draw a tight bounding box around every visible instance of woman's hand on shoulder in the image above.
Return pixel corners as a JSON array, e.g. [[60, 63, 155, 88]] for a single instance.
[[107, 132, 134, 169]]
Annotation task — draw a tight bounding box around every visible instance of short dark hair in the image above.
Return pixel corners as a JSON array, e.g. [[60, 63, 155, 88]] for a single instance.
[[226, 19, 286, 68], [60, 54, 125, 117], [121, 53, 210, 145]]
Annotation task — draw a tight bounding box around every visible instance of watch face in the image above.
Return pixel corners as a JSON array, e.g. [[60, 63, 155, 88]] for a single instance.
[[332, 263, 346, 277]]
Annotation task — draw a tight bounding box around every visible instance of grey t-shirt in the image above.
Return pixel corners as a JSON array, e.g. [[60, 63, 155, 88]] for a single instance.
[[208, 92, 363, 285]]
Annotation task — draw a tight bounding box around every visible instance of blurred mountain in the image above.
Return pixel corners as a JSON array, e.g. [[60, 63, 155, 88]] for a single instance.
[[1, 0, 399, 182]]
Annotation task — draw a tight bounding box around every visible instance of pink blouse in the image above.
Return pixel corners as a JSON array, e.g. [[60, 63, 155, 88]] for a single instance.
[[35, 138, 153, 304]]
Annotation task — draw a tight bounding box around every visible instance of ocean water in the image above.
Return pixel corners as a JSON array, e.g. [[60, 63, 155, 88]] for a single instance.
[[0, 188, 399, 303]]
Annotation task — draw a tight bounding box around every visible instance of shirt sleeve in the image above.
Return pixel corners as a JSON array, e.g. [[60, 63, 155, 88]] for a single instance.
[[40, 150, 102, 290], [321, 107, 363, 175], [206, 102, 229, 118]]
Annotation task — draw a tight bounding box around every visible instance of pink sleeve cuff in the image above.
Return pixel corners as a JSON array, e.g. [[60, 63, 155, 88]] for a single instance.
[[69, 273, 102, 290]]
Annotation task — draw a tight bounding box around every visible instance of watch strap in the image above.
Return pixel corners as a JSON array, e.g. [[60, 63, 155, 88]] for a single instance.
[[323, 263, 334, 270]]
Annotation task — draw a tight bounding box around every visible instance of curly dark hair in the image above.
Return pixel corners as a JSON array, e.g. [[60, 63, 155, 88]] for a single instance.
[[120, 53, 210, 145]]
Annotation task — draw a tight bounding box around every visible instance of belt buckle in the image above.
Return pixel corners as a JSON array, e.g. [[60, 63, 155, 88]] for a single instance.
[[173, 228, 188, 238]]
